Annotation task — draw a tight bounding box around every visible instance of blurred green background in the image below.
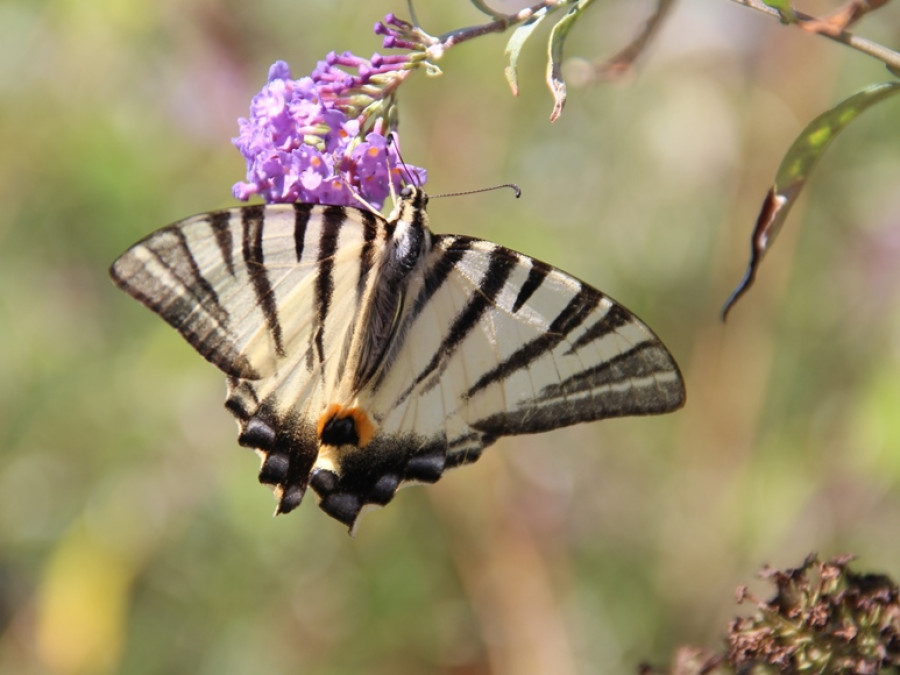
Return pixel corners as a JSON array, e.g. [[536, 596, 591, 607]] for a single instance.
[[2, 1, 900, 673]]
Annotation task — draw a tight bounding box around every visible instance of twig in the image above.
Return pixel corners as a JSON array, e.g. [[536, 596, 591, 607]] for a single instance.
[[729, 0, 900, 74], [435, 0, 569, 51]]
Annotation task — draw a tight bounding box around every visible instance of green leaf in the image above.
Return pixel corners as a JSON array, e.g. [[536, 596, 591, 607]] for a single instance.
[[504, 8, 549, 97], [762, 0, 799, 23], [722, 81, 900, 319], [547, 0, 594, 122]]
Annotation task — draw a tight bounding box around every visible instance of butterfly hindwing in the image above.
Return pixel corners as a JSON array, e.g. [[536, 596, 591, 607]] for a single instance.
[[111, 203, 394, 516], [111, 188, 685, 530], [301, 233, 685, 528]]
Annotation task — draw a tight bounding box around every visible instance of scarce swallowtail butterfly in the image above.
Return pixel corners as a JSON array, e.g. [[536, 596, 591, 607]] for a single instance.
[[110, 186, 685, 530]]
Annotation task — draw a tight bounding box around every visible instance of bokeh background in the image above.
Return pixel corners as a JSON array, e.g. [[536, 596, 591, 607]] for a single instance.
[[2, 1, 900, 673]]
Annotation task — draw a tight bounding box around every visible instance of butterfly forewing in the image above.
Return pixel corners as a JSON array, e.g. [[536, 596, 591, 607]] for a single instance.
[[111, 188, 685, 530], [369, 235, 684, 448], [114, 205, 350, 377]]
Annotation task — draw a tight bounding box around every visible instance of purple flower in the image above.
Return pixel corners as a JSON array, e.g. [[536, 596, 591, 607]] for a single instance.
[[232, 41, 427, 210]]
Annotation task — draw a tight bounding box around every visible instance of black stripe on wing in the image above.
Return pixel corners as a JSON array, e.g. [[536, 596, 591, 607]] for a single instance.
[[369, 237, 473, 393], [312, 206, 346, 366], [168, 227, 228, 327], [393, 245, 517, 406], [209, 211, 236, 276], [109, 215, 260, 379], [539, 341, 682, 411], [512, 262, 550, 313], [242, 205, 285, 358], [473, 342, 684, 435], [292, 202, 313, 262], [339, 211, 384, 387], [465, 285, 602, 399], [357, 211, 381, 300], [565, 303, 631, 353]]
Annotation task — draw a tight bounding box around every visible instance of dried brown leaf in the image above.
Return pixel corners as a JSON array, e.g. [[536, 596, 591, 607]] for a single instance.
[[800, 0, 892, 36]]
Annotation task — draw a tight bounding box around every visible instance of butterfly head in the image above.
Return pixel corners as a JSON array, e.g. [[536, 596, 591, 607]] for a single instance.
[[398, 184, 428, 210], [387, 186, 431, 274]]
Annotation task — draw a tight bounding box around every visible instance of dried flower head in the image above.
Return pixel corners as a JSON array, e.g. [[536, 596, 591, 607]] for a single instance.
[[727, 554, 900, 673]]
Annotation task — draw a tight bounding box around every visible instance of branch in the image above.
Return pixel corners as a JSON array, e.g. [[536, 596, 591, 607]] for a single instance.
[[729, 0, 900, 74], [433, 0, 569, 52]]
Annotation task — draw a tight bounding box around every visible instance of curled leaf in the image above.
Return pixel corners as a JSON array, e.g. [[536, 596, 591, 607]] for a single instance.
[[504, 8, 549, 97], [547, 0, 594, 122], [722, 81, 900, 319]]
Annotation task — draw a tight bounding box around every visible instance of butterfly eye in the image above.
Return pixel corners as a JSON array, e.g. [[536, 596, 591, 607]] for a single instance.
[[400, 184, 414, 199]]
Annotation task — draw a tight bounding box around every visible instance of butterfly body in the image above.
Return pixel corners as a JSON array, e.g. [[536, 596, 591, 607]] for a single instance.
[[111, 187, 685, 529]]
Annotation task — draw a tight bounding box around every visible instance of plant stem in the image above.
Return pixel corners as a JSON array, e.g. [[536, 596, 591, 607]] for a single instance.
[[435, 0, 568, 51]]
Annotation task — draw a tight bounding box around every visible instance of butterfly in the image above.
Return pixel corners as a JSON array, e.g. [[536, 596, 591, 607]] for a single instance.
[[110, 186, 685, 530]]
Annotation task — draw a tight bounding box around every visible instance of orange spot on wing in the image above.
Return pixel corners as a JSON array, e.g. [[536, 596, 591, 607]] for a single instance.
[[346, 407, 376, 447], [317, 404, 377, 448], [317, 403, 343, 439]]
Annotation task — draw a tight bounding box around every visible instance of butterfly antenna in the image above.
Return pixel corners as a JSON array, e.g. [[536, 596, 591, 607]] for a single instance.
[[383, 132, 401, 207], [387, 132, 419, 189], [431, 184, 522, 200]]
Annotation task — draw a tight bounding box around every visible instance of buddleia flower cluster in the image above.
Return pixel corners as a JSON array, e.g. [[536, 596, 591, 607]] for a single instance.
[[232, 14, 431, 210]]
